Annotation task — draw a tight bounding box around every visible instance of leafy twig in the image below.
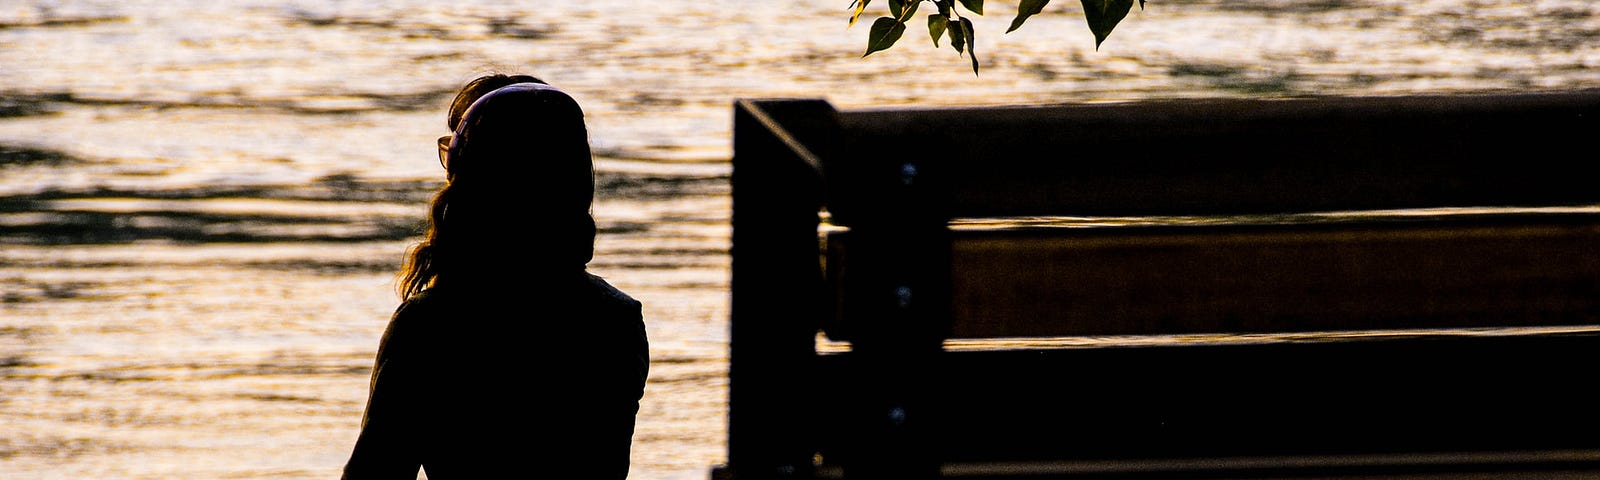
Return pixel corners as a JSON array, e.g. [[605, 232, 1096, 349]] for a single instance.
[[850, 0, 1145, 75]]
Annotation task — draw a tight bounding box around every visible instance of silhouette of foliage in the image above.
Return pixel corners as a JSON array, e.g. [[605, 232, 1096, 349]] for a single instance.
[[850, 0, 1145, 75]]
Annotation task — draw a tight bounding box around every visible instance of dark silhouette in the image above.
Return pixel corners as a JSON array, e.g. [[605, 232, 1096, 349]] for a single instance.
[[342, 74, 649, 480]]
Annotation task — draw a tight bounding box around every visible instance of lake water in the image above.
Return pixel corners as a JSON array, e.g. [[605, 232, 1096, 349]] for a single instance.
[[1, 1, 1596, 479]]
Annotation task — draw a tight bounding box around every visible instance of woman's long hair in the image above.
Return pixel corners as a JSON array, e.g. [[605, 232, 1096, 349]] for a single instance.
[[395, 74, 595, 300]]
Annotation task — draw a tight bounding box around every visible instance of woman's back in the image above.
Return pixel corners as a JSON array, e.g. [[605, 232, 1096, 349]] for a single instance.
[[345, 272, 647, 479]]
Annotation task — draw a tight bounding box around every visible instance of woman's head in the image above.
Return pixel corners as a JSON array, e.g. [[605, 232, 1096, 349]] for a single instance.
[[398, 74, 597, 298], [437, 73, 543, 170], [446, 74, 544, 132], [445, 82, 594, 201]]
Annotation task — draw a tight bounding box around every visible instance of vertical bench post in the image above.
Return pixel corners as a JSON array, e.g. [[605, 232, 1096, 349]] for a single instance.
[[823, 133, 954, 479], [723, 100, 835, 480]]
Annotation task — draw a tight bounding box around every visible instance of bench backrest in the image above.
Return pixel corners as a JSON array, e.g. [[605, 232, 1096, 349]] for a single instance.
[[719, 90, 1600, 480]]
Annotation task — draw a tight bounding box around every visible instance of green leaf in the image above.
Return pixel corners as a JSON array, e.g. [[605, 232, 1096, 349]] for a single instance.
[[849, 0, 873, 27], [1080, 0, 1135, 49], [948, 15, 966, 54], [928, 13, 949, 47], [958, 0, 984, 15], [895, 0, 920, 21], [935, 0, 952, 17], [1008, 0, 1050, 33], [863, 17, 906, 57], [960, 17, 978, 75]]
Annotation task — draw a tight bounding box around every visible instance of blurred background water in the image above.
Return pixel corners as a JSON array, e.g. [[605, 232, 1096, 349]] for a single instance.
[[0, 1, 1595, 479]]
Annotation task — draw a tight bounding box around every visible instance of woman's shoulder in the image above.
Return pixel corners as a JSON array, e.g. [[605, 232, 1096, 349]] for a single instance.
[[395, 288, 448, 315], [395, 273, 639, 318], [581, 273, 648, 356], [386, 286, 480, 332], [583, 273, 640, 310]]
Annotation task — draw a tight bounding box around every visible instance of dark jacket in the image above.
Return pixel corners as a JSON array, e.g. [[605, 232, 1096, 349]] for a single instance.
[[342, 272, 648, 479]]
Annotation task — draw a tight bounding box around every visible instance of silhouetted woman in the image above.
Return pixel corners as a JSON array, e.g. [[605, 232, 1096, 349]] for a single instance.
[[342, 74, 649, 479]]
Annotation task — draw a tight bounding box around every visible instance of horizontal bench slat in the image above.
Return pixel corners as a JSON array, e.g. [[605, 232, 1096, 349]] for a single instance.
[[826, 89, 1600, 222], [825, 214, 1600, 339], [812, 331, 1600, 465]]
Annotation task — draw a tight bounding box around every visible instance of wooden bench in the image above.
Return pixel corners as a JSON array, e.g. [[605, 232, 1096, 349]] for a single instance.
[[712, 89, 1600, 479]]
